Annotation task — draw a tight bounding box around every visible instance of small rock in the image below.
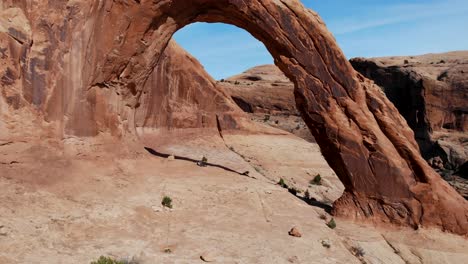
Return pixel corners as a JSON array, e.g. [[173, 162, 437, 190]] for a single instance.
[[200, 251, 216, 262], [167, 155, 175, 161], [0, 226, 7, 236], [288, 227, 302, 237], [321, 239, 331, 248], [288, 256, 299, 263]]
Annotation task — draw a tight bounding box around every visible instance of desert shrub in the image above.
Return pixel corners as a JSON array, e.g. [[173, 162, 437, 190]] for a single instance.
[[234, 81, 240, 85], [304, 189, 311, 200], [310, 174, 322, 185], [90, 256, 124, 264], [319, 213, 327, 220], [326, 218, 336, 229], [162, 196, 173, 209], [264, 114, 270, 122], [278, 178, 288, 189], [404, 59, 409, 64]]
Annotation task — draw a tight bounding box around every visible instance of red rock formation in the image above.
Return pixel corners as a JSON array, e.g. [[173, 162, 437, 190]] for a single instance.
[[135, 40, 242, 134], [351, 53, 468, 172], [219, 65, 297, 115], [1, 0, 467, 234]]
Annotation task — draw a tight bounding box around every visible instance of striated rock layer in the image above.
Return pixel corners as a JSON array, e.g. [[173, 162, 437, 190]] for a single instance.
[[0, 1, 467, 234], [351, 52, 468, 174]]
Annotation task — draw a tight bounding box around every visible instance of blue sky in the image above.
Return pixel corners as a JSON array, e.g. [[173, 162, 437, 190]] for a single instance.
[[174, 0, 468, 79]]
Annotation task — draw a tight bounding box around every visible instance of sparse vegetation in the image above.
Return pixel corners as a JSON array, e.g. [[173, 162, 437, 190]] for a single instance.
[[162, 196, 173, 209], [90, 256, 125, 264], [164, 248, 172, 254], [351, 246, 365, 257], [310, 174, 322, 186], [264, 114, 270, 122], [304, 189, 311, 201], [234, 81, 240, 85], [197, 156, 208, 167], [278, 178, 288, 189], [326, 218, 336, 229]]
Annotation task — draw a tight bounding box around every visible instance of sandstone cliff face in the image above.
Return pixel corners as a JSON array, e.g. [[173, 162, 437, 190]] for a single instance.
[[1, 0, 467, 234], [351, 52, 468, 173], [135, 40, 242, 134], [0, 2, 242, 140]]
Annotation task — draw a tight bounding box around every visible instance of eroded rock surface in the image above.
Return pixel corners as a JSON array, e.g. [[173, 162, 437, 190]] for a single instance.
[[1, 1, 467, 234], [351, 52, 468, 181]]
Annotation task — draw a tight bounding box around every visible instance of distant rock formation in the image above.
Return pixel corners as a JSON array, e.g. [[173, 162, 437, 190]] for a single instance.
[[351, 52, 468, 176], [219, 65, 296, 115], [219, 65, 314, 142], [1, 0, 467, 234]]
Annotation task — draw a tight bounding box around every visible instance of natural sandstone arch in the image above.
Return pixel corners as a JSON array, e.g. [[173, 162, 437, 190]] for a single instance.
[[85, 0, 467, 234], [3, 0, 464, 234]]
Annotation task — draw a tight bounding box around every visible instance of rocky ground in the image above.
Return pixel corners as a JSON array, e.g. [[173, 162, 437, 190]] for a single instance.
[[1, 131, 467, 263]]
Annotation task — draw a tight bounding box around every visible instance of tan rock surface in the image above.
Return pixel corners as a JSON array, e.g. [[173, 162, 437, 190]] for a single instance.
[[0, 134, 467, 263]]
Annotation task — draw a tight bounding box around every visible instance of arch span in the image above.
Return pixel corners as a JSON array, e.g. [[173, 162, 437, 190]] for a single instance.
[[87, 0, 467, 234]]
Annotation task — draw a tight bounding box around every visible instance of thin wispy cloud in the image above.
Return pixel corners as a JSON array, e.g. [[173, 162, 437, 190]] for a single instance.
[[327, 0, 468, 35]]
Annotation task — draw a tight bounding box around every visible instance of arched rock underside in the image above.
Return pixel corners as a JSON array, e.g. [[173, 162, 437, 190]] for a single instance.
[[1, 0, 467, 234]]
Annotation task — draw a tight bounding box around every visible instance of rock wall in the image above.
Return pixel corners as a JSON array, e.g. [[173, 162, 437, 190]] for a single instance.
[[1, 0, 467, 234], [0, 2, 242, 140], [351, 52, 468, 172]]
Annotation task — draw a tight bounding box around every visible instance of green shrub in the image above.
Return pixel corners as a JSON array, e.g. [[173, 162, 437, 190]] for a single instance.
[[327, 218, 336, 229], [162, 196, 173, 209], [278, 178, 288, 189], [90, 256, 124, 264], [310, 174, 322, 185]]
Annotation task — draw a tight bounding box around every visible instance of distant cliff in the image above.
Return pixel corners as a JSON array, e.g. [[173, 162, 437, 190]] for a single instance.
[[351, 51, 467, 175]]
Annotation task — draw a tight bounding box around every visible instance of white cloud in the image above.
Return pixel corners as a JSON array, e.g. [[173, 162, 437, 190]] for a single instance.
[[328, 0, 468, 35]]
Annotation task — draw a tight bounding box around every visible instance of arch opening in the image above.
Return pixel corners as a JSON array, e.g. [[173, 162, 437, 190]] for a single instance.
[[138, 21, 343, 207]]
